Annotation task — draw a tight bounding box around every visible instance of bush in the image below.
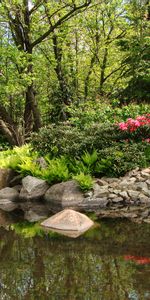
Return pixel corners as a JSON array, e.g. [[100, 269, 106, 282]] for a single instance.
[[95, 142, 150, 177], [65, 101, 150, 128], [31, 122, 122, 158]]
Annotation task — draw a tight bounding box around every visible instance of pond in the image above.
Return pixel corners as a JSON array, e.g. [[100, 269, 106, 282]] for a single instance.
[[0, 210, 150, 300]]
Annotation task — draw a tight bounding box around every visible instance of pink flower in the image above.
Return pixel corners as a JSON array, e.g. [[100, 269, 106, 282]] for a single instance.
[[145, 138, 150, 143], [119, 122, 128, 130]]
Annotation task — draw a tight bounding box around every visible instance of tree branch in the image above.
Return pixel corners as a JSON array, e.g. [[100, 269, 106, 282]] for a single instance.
[[31, 0, 91, 48], [29, 0, 44, 15]]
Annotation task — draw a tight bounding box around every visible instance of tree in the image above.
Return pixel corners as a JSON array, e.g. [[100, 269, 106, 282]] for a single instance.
[[0, 0, 91, 145]]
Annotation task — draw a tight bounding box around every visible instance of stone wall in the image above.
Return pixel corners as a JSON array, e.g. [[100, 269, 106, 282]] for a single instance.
[[1, 167, 150, 223]]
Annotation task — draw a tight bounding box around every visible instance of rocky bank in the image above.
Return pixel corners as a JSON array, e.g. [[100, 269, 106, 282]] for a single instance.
[[1, 167, 150, 223]]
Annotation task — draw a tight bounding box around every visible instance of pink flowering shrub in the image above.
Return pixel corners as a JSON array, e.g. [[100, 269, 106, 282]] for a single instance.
[[118, 114, 150, 142]]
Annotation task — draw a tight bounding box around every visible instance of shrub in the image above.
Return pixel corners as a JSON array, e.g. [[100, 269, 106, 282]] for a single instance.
[[95, 142, 150, 177], [31, 123, 121, 158], [65, 101, 150, 128], [117, 115, 150, 143]]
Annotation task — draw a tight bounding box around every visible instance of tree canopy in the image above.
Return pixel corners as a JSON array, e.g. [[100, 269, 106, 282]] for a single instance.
[[0, 0, 150, 145]]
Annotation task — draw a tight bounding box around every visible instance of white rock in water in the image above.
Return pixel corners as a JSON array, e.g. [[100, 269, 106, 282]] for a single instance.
[[41, 209, 94, 233]]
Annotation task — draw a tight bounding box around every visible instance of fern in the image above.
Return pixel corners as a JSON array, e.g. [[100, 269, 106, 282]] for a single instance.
[[43, 157, 70, 183], [73, 172, 93, 191], [81, 150, 98, 166]]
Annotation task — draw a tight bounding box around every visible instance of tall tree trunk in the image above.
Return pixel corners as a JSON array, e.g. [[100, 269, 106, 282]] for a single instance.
[[99, 47, 108, 95], [52, 33, 71, 106], [84, 54, 97, 100], [24, 62, 41, 134]]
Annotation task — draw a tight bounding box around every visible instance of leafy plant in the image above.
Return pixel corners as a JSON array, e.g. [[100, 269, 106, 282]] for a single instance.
[[73, 172, 93, 191], [43, 157, 70, 183]]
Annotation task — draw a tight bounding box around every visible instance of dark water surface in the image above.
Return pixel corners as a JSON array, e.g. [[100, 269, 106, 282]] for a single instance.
[[0, 211, 150, 300]]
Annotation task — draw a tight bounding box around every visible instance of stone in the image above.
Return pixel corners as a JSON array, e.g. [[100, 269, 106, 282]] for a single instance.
[[141, 210, 150, 218], [101, 177, 120, 183], [0, 199, 18, 212], [122, 212, 138, 218], [142, 168, 150, 173], [135, 175, 145, 182], [20, 175, 49, 201], [112, 197, 124, 203], [0, 169, 15, 189], [143, 218, 150, 224], [146, 179, 150, 186], [84, 191, 93, 198], [41, 209, 94, 233], [128, 177, 137, 183], [113, 189, 122, 195], [94, 190, 109, 198], [44, 180, 84, 212], [127, 190, 140, 200], [95, 179, 108, 186], [134, 182, 148, 191], [93, 184, 109, 198], [0, 187, 19, 202], [35, 157, 47, 169], [142, 188, 150, 197], [126, 168, 139, 177], [109, 193, 117, 199], [141, 171, 150, 178], [79, 197, 109, 211], [119, 191, 128, 199], [138, 193, 150, 204]]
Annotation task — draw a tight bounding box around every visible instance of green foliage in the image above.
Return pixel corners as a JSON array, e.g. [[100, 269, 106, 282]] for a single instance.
[[73, 172, 93, 191], [42, 157, 70, 184], [66, 102, 150, 128], [31, 122, 119, 158], [0, 134, 10, 151], [96, 143, 150, 177], [0, 144, 35, 169], [11, 222, 44, 238]]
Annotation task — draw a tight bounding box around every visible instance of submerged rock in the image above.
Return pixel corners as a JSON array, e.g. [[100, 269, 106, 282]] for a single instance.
[[41, 209, 94, 233]]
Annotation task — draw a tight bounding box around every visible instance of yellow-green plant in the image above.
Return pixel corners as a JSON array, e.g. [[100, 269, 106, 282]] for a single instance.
[[73, 172, 93, 191]]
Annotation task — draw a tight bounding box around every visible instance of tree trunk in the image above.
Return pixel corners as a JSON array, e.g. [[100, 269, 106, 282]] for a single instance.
[[52, 33, 71, 106], [24, 63, 41, 134], [99, 47, 108, 95]]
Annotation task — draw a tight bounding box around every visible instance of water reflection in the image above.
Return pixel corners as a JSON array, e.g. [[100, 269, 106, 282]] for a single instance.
[[0, 213, 150, 299]]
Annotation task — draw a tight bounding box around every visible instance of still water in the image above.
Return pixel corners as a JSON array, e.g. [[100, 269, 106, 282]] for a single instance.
[[0, 210, 150, 300]]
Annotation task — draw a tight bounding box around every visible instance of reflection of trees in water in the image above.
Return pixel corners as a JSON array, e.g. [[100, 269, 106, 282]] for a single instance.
[[0, 228, 150, 300]]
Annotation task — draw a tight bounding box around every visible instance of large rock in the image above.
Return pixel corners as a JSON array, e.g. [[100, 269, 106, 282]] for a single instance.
[[19, 176, 49, 201], [0, 187, 19, 202], [0, 169, 15, 189], [41, 209, 94, 232], [44, 180, 84, 212]]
